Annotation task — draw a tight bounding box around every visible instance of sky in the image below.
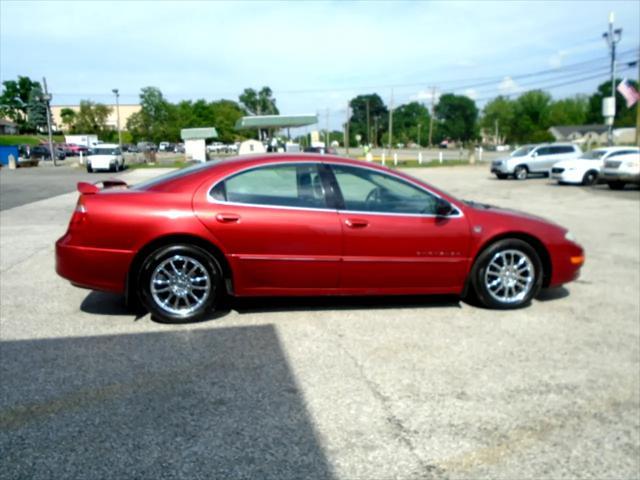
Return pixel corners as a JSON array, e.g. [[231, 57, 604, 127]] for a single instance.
[[1, 0, 639, 130]]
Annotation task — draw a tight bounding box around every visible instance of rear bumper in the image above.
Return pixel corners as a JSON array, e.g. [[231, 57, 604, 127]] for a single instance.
[[56, 234, 133, 293]]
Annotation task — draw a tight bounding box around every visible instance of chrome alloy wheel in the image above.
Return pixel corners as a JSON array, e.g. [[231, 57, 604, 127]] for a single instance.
[[150, 255, 211, 316], [483, 249, 535, 304]]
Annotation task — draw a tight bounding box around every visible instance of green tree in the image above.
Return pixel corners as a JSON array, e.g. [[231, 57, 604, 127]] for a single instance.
[[26, 84, 48, 133], [73, 100, 112, 134], [0, 76, 41, 131], [511, 90, 553, 143], [481, 96, 515, 144], [434, 94, 478, 142], [548, 95, 589, 126], [239, 87, 279, 115], [392, 101, 430, 146], [348, 93, 388, 146], [210, 99, 247, 143], [60, 108, 77, 132], [586, 79, 638, 127], [127, 86, 174, 142]]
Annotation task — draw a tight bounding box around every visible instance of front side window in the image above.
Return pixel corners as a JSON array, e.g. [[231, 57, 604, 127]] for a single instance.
[[535, 147, 551, 156], [330, 165, 439, 215], [581, 150, 607, 160], [211, 163, 327, 209]]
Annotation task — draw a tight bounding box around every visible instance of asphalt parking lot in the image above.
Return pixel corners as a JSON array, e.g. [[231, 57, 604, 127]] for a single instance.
[[1, 164, 638, 479]]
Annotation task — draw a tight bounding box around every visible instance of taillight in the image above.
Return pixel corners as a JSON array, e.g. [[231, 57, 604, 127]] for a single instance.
[[70, 199, 87, 227]]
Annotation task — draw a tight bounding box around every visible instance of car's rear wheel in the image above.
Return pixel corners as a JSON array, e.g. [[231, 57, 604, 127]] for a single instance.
[[471, 239, 542, 309], [514, 166, 528, 180], [138, 244, 222, 323], [582, 170, 598, 186], [608, 181, 625, 190]]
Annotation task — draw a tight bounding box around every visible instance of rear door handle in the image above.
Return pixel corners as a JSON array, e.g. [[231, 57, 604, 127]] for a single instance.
[[216, 213, 240, 223], [345, 218, 369, 228]]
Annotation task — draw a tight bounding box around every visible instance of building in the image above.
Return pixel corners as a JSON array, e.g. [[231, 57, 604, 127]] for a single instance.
[[50, 104, 141, 132], [0, 119, 18, 134], [548, 124, 637, 146]]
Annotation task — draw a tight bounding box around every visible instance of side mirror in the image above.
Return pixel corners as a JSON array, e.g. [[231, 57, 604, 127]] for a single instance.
[[532, 151, 538, 157], [435, 197, 454, 217]]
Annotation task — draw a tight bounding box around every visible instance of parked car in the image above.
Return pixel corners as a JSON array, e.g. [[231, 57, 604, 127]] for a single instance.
[[56, 154, 584, 323], [67, 143, 89, 156], [137, 142, 157, 152], [158, 142, 174, 152], [491, 143, 582, 180], [550, 147, 640, 186], [29, 145, 65, 161], [601, 149, 640, 190], [303, 146, 337, 155], [86, 144, 125, 172]]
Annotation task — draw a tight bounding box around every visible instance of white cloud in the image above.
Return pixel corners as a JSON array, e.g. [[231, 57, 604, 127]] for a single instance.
[[464, 89, 478, 100], [413, 90, 440, 102], [498, 76, 522, 95]]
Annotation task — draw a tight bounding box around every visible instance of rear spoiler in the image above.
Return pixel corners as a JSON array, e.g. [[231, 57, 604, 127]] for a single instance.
[[77, 179, 128, 195]]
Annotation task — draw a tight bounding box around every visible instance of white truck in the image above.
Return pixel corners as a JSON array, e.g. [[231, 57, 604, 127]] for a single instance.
[[64, 134, 100, 148]]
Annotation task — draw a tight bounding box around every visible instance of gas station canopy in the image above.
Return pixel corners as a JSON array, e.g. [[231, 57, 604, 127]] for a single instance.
[[235, 114, 318, 130]]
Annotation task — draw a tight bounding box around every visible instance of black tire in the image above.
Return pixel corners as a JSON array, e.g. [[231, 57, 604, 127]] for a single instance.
[[86, 164, 93, 173], [514, 165, 528, 180], [470, 238, 543, 309], [138, 244, 222, 323], [581, 170, 598, 186], [496, 173, 508, 180], [608, 181, 625, 190]]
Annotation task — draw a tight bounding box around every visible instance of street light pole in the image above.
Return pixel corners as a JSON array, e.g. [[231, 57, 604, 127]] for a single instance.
[[603, 11, 622, 146], [42, 77, 56, 167], [112, 88, 122, 151]]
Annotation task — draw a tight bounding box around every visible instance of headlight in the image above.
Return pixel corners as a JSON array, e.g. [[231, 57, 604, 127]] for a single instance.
[[565, 231, 577, 243]]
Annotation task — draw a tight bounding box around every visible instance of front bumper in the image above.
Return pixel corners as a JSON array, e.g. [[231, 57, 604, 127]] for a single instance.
[[551, 169, 583, 184], [549, 241, 584, 287], [56, 234, 133, 293]]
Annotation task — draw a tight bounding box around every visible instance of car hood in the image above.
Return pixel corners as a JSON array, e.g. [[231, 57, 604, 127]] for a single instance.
[[462, 199, 564, 231]]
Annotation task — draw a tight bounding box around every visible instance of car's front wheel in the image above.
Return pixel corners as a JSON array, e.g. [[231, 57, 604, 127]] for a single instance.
[[138, 244, 222, 323], [514, 166, 528, 180], [471, 239, 543, 309], [582, 170, 598, 186]]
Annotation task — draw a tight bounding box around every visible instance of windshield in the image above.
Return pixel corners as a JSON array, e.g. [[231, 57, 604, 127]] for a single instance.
[[92, 148, 121, 155], [511, 146, 535, 157], [580, 150, 607, 160]]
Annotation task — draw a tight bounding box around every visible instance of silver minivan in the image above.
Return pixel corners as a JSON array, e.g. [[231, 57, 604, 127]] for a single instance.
[[491, 143, 582, 180]]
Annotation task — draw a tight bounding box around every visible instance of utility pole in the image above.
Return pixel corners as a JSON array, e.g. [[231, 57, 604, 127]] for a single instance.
[[112, 88, 122, 152], [345, 102, 350, 155], [366, 99, 370, 146], [494, 118, 499, 145], [428, 86, 436, 147], [373, 116, 379, 147], [417, 122, 421, 147], [42, 77, 56, 167], [603, 11, 622, 146], [388, 89, 394, 149], [325, 108, 330, 149]]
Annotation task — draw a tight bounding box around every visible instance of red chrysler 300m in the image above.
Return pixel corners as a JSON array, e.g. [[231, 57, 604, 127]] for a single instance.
[[56, 154, 584, 323]]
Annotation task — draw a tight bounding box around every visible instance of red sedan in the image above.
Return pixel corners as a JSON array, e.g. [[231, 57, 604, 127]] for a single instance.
[[56, 154, 584, 323]]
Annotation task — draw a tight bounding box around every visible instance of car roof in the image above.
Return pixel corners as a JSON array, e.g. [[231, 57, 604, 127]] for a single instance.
[[94, 143, 119, 148]]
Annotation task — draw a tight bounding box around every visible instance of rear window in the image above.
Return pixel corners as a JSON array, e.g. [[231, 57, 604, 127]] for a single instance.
[[92, 148, 121, 155], [132, 162, 214, 190]]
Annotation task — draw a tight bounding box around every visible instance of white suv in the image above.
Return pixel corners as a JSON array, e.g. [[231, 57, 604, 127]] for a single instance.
[[491, 143, 582, 180], [551, 147, 639, 186], [601, 149, 640, 190], [86, 144, 125, 173]]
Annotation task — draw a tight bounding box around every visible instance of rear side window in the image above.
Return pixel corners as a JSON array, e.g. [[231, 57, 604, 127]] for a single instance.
[[608, 150, 639, 158], [211, 163, 327, 209], [549, 146, 575, 154]]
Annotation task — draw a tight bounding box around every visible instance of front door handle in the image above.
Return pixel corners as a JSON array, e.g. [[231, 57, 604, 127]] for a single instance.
[[345, 218, 369, 228], [216, 213, 240, 223]]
